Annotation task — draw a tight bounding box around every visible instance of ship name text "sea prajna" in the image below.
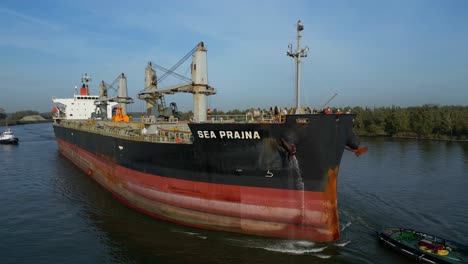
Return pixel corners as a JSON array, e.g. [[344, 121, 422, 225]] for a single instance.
[[196, 130, 261, 139]]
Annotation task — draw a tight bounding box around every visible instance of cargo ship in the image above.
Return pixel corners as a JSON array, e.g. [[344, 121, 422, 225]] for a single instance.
[[52, 21, 365, 242]]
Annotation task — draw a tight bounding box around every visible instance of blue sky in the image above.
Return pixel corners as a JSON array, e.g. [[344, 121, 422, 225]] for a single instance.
[[1, 0, 467, 113]]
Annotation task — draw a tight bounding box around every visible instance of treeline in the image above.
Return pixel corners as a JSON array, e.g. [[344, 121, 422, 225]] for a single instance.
[[0, 110, 52, 125], [349, 105, 468, 140]]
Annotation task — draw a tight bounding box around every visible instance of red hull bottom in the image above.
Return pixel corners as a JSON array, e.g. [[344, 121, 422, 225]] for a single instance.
[[57, 138, 341, 242]]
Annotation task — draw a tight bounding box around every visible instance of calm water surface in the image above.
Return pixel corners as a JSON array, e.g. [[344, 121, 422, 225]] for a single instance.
[[1, 123, 467, 264]]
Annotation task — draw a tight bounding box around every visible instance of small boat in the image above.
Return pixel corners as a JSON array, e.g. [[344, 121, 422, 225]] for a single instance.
[[378, 227, 468, 264], [0, 128, 19, 144]]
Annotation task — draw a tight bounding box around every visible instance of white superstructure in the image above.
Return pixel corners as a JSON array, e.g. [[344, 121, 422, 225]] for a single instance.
[[52, 94, 116, 120]]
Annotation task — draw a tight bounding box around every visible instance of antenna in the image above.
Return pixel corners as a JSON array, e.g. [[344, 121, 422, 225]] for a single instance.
[[286, 20, 309, 114], [81, 73, 92, 84]]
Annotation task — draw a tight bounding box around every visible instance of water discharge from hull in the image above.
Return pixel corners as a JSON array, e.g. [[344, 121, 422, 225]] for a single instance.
[[289, 156, 305, 226]]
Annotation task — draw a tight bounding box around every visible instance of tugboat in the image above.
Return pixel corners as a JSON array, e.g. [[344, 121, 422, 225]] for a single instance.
[[0, 127, 19, 144], [378, 227, 468, 263]]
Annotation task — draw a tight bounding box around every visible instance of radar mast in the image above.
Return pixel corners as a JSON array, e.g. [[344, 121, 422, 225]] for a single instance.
[[286, 20, 309, 114]]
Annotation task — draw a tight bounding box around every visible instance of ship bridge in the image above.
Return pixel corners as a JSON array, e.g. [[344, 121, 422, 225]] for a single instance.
[[52, 94, 117, 120], [52, 73, 121, 120]]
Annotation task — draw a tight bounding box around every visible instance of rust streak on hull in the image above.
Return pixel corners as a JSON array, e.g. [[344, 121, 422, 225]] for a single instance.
[[57, 138, 342, 242]]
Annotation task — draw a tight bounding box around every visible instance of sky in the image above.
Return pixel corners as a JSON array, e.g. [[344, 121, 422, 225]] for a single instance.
[[0, 0, 467, 113]]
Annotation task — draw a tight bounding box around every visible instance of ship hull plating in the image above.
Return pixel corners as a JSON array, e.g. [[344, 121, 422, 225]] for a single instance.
[[54, 114, 359, 241]]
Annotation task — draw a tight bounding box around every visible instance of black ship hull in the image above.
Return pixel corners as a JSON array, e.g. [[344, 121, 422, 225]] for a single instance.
[[53, 114, 360, 241]]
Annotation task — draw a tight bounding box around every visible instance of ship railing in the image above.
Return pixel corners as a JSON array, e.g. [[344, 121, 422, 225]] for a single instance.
[[140, 131, 192, 144], [208, 114, 280, 123], [141, 117, 156, 123], [208, 113, 273, 123], [59, 120, 194, 144], [141, 116, 179, 124], [208, 115, 248, 122]]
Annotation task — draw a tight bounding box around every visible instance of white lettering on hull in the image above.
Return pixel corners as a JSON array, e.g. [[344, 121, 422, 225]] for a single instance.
[[196, 130, 261, 139]]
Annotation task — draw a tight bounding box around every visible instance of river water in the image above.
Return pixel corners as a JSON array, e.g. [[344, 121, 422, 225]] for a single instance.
[[1, 123, 467, 264]]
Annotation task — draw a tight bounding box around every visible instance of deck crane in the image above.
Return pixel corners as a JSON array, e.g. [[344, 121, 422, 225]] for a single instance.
[[92, 73, 134, 120], [138, 42, 216, 122]]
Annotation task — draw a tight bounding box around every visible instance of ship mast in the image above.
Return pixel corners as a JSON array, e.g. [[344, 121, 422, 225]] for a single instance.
[[287, 20, 308, 114]]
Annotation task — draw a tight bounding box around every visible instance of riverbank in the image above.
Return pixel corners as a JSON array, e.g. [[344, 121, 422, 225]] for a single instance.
[[358, 134, 468, 142], [1, 115, 52, 126]]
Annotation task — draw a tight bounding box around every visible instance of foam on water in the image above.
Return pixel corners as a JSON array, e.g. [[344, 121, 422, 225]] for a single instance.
[[341, 221, 352, 231], [293, 240, 316, 247], [225, 238, 330, 256], [261, 246, 328, 255], [312, 253, 332, 259], [334, 240, 351, 247], [171, 229, 209, 240]]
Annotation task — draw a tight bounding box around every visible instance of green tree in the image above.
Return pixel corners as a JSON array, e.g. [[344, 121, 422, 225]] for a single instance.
[[409, 106, 434, 136], [452, 107, 468, 139], [8, 110, 39, 121], [40, 112, 53, 120], [385, 107, 409, 135], [351, 106, 365, 134], [0, 107, 6, 120], [364, 107, 386, 135]]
